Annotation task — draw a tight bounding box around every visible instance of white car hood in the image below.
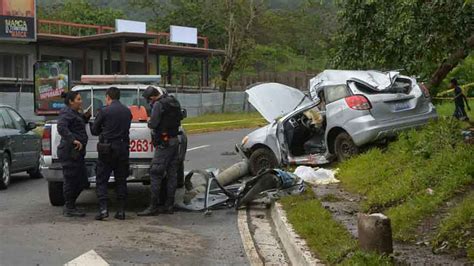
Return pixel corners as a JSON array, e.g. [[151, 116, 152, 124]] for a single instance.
[[246, 83, 312, 122]]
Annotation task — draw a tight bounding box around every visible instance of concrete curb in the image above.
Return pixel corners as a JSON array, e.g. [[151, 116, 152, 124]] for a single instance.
[[270, 202, 324, 266], [237, 209, 263, 266]]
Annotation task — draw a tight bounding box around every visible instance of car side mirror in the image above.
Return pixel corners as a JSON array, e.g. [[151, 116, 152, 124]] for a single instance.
[[26, 121, 37, 131], [181, 108, 187, 119]]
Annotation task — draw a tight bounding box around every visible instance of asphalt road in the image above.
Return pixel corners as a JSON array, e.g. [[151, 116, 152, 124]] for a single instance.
[[0, 128, 254, 266]]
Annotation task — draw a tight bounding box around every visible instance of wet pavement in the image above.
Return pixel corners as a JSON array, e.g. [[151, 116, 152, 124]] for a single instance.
[[0, 128, 254, 265]]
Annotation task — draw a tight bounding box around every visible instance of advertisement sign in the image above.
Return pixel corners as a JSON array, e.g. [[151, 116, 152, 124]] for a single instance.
[[34, 61, 71, 115], [115, 19, 146, 34], [0, 0, 36, 41], [170, 25, 197, 45]]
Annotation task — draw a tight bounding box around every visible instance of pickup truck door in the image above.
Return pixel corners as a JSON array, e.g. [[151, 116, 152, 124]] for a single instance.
[[0, 108, 24, 171]]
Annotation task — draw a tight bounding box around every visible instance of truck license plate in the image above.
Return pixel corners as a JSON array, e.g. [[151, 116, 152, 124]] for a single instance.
[[130, 139, 154, 152]]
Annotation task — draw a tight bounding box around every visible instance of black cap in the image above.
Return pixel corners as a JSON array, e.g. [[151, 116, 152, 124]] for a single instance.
[[142, 86, 160, 99]]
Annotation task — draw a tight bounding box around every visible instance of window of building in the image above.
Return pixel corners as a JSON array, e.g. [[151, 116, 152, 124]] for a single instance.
[[0, 54, 29, 79]]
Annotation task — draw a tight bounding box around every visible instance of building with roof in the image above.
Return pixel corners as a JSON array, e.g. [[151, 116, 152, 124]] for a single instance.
[[0, 19, 224, 92]]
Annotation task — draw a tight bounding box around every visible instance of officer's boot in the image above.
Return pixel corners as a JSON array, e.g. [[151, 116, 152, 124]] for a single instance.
[[114, 200, 126, 220], [137, 196, 159, 216], [161, 197, 175, 214], [63, 200, 85, 217], [95, 200, 109, 221]]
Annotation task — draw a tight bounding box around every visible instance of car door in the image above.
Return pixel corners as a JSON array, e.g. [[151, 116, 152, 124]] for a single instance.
[[7, 108, 39, 169], [0, 108, 24, 171]]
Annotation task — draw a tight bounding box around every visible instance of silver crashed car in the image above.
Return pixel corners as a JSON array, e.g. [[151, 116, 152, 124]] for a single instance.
[[237, 70, 438, 175]]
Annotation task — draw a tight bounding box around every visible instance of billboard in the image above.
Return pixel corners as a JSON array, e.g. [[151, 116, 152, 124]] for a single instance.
[[0, 0, 36, 41], [34, 61, 71, 115], [170, 25, 197, 45], [115, 19, 146, 34]]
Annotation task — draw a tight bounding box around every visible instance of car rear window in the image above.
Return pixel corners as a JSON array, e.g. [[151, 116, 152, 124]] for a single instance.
[[354, 78, 412, 94], [78, 89, 149, 118], [324, 85, 350, 103]]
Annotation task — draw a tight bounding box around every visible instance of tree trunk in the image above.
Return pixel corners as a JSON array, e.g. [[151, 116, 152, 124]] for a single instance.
[[428, 34, 474, 89]]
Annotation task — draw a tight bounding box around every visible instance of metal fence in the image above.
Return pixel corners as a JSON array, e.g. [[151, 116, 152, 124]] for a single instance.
[[0, 91, 255, 122]]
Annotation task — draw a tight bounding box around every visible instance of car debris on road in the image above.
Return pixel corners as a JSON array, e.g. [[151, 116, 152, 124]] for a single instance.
[[174, 160, 304, 214]]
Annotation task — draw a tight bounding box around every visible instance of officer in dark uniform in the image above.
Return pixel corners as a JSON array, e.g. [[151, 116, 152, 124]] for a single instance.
[[57, 91, 91, 217], [138, 86, 183, 216], [91, 87, 132, 220]]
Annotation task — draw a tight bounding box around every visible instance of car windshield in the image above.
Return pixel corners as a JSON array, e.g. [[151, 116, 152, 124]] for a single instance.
[[78, 89, 148, 117]]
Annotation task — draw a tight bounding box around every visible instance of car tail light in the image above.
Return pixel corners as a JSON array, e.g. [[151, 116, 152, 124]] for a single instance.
[[42, 126, 52, 156], [345, 95, 372, 110], [419, 83, 430, 98]]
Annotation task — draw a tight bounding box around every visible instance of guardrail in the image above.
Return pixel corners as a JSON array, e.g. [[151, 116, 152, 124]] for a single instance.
[[37, 19, 209, 49]]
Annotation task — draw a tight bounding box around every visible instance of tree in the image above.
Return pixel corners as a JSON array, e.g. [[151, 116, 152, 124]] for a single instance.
[[39, 0, 124, 26], [332, 0, 474, 93]]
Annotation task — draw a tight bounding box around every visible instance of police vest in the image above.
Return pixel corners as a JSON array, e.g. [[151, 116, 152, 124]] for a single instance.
[[155, 95, 182, 137]]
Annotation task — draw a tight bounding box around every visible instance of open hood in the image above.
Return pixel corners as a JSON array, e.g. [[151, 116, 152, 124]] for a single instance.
[[246, 83, 312, 122]]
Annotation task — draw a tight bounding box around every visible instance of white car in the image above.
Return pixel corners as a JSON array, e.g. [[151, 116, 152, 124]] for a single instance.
[[237, 70, 438, 175]]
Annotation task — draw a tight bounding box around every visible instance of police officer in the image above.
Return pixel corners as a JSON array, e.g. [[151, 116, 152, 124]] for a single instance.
[[138, 86, 183, 216], [57, 91, 91, 217], [91, 87, 132, 220]]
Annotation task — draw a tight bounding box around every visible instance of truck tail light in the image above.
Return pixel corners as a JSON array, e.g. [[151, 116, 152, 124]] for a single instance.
[[42, 126, 52, 156], [345, 95, 372, 110]]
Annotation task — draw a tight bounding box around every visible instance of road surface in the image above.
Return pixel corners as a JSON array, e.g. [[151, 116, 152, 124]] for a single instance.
[[0, 128, 254, 265]]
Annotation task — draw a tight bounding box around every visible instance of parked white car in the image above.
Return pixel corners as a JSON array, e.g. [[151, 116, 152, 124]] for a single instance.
[[237, 70, 438, 175]]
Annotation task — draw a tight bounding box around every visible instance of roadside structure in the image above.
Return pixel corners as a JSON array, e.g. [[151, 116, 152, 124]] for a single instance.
[[0, 19, 224, 92]]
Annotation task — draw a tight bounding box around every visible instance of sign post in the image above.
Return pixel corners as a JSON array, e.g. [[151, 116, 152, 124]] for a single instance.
[[34, 60, 71, 115]]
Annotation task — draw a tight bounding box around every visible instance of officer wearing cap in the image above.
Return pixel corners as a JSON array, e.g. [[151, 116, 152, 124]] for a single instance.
[[138, 86, 183, 216], [91, 87, 132, 221]]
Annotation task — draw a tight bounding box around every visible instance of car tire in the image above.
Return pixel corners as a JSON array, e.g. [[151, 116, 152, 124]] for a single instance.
[[177, 161, 185, 188], [48, 181, 65, 206], [249, 148, 278, 176], [0, 154, 11, 190], [334, 132, 359, 162], [28, 157, 43, 179]]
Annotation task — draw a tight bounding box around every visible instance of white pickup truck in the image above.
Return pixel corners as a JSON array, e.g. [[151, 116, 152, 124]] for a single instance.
[[41, 75, 187, 206]]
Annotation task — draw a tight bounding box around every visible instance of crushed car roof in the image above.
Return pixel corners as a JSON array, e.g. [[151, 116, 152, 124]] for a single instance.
[[309, 69, 400, 90]]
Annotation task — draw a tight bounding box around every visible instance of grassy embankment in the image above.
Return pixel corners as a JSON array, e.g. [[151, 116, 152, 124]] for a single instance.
[[182, 112, 265, 134], [280, 100, 473, 263], [280, 189, 393, 265], [337, 100, 473, 260]]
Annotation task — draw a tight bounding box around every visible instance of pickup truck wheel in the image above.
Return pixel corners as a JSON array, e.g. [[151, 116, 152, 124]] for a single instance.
[[28, 157, 43, 179], [249, 148, 278, 176], [48, 181, 65, 206], [0, 154, 11, 190], [334, 132, 359, 162]]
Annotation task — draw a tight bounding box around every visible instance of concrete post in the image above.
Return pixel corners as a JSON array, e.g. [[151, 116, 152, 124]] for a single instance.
[[357, 213, 393, 254]]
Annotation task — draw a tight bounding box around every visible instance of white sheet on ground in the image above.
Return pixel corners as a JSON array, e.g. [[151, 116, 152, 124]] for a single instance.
[[293, 166, 340, 185]]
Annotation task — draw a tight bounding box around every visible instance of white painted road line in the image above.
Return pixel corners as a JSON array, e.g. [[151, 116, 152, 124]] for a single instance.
[[186, 145, 210, 152], [65, 250, 109, 266]]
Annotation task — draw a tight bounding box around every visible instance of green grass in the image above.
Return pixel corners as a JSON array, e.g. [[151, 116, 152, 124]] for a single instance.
[[435, 99, 474, 119], [432, 191, 474, 260], [338, 118, 474, 246], [280, 189, 393, 265], [182, 112, 266, 134]]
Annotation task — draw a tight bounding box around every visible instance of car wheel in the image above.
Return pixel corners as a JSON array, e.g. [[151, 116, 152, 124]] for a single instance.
[[334, 132, 359, 162], [177, 161, 185, 188], [0, 154, 11, 190], [48, 181, 65, 206], [28, 157, 43, 179], [249, 148, 278, 176]]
